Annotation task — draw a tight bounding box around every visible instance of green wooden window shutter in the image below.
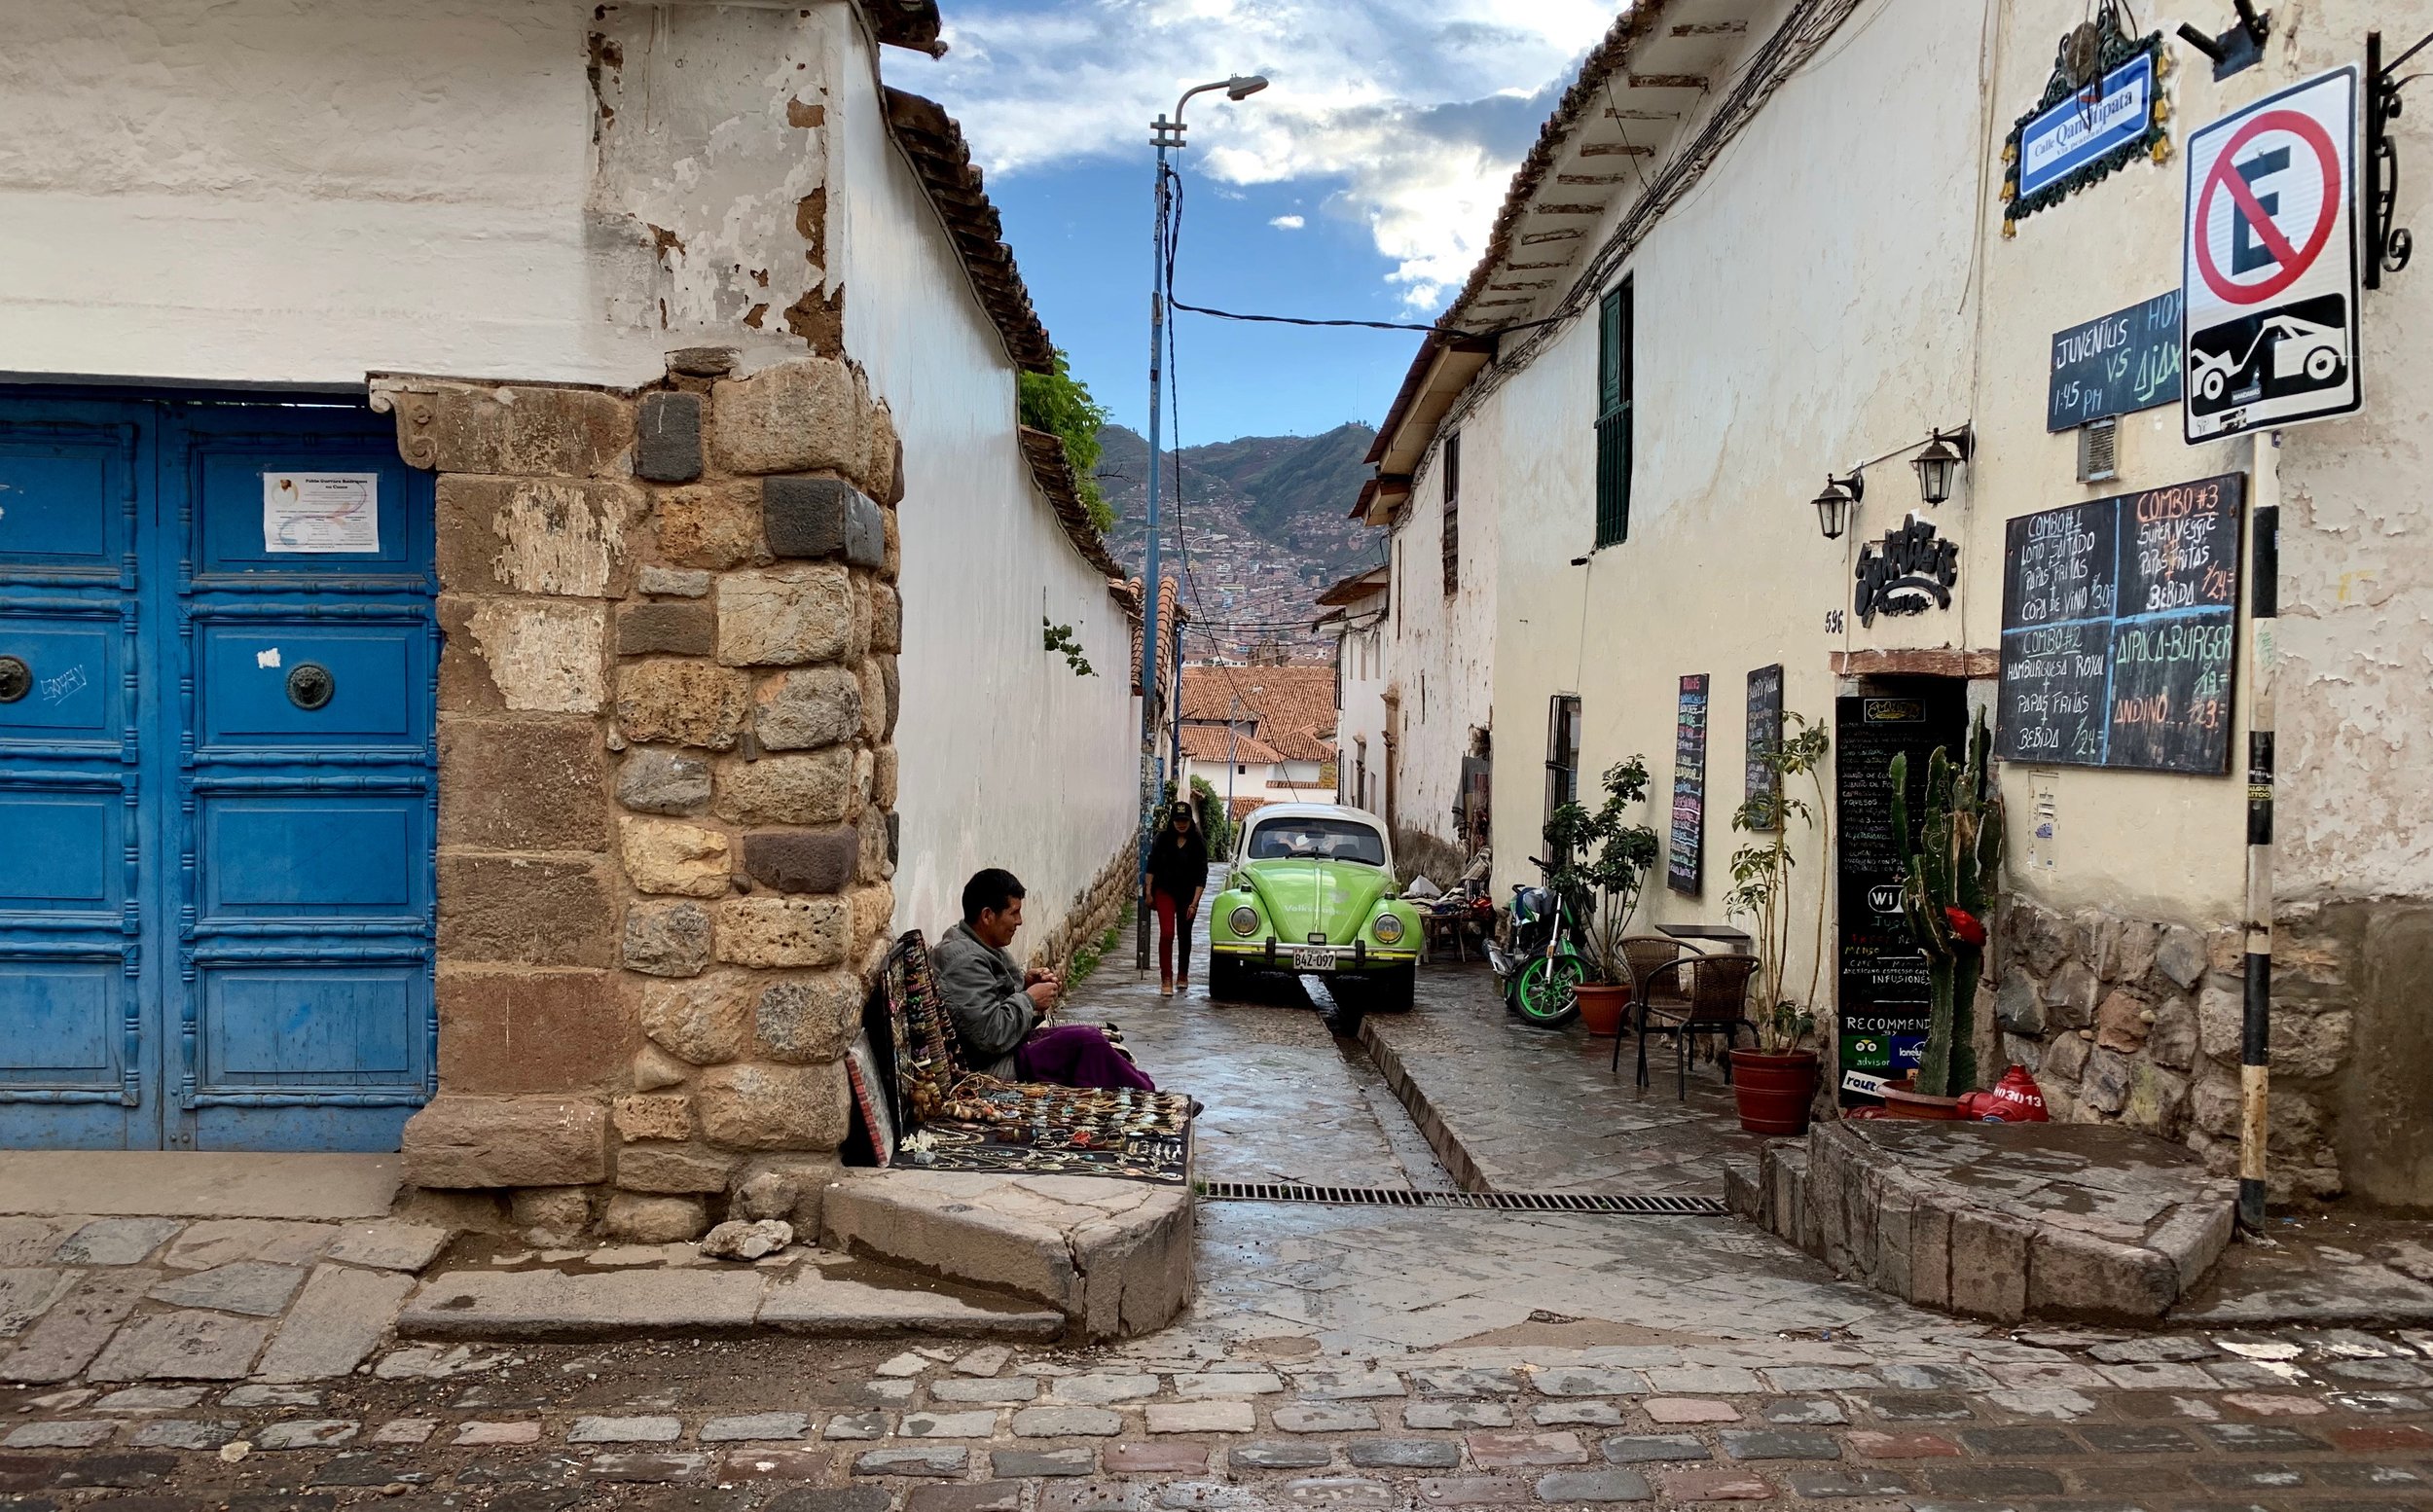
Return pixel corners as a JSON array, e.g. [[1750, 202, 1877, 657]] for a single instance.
[[1595, 283, 1633, 548]]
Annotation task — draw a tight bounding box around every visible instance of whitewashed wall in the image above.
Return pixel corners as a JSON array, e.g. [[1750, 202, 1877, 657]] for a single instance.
[[1386, 420, 1498, 872], [827, 17, 1139, 956], [1334, 613, 1391, 814], [1485, 0, 1983, 991], [0, 0, 835, 388]]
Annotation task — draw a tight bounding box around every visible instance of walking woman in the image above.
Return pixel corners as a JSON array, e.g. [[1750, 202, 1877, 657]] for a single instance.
[[1148, 801, 1211, 997]]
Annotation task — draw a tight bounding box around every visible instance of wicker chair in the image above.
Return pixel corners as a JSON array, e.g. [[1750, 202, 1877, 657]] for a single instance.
[[1616, 935, 1687, 1047], [1628, 953, 1761, 1096]]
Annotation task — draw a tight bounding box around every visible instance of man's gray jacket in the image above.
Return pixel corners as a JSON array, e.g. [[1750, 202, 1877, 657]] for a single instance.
[[931, 921, 1037, 1080]]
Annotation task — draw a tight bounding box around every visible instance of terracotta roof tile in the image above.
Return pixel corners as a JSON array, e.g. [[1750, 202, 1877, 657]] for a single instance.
[[880, 89, 1056, 375], [1180, 664, 1336, 763]]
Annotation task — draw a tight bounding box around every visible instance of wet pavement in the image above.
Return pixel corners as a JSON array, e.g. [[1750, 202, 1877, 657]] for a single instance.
[[7, 887, 2433, 1506]]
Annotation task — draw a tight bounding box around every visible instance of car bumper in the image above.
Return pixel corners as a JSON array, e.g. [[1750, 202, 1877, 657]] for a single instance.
[[1211, 940, 1419, 971]]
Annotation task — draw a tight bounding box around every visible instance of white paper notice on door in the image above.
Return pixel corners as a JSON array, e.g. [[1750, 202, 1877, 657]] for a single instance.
[[262, 472, 381, 554]]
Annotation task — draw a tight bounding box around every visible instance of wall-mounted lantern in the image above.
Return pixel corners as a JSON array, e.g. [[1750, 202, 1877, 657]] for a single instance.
[[1910, 426, 1974, 507], [1812, 473, 1864, 541]]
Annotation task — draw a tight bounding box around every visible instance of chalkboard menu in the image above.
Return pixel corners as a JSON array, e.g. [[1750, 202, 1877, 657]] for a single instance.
[[1834, 690, 1964, 1104], [2047, 290, 2184, 432], [1996, 473, 2244, 774], [1668, 674, 1709, 895], [1744, 665, 1784, 831]]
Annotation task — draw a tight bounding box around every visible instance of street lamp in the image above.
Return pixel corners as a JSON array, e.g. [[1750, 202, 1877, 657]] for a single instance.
[[1910, 425, 1973, 506], [1136, 73, 1267, 972], [1812, 472, 1863, 541]]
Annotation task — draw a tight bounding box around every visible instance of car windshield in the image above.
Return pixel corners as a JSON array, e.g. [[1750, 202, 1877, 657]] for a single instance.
[[1245, 818, 1386, 867]]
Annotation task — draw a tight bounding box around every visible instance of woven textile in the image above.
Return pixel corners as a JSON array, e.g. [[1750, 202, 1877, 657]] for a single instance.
[[883, 930, 963, 1129]]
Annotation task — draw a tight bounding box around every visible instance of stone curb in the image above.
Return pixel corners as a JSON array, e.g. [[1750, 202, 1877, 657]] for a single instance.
[[1358, 1018, 1492, 1195]]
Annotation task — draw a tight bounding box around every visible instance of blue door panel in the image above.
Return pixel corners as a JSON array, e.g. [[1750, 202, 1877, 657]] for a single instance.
[[190, 443, 425, 582], [0, 429, 132, 578], [194, 620, 424, 747], [0, 619, 120, 738], [200, 796, 422, 917], [197, 966, 419, 1087], [0, 787, 116, 908], [0, 962, 116, 1079], [0, 393, 435, 1152]]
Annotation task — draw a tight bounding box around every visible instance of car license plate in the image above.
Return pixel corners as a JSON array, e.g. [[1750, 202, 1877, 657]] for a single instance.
[[1292, 947, 1337, 971]]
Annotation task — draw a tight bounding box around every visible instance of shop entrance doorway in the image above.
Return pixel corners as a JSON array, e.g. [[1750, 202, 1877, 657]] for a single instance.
[[1833, 681, 1967, 1105]]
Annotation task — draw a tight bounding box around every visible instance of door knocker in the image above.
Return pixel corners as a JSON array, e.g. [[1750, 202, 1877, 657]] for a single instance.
[[286, 663, 335, 710]]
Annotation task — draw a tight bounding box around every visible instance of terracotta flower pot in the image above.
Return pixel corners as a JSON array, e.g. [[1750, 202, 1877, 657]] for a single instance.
[[1878, 1075, 1965, 1121], [1728, 1049, 1819, 1135], [1575, 982, 1631, 1038]]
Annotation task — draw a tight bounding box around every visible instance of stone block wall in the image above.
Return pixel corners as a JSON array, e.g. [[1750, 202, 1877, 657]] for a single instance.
[[1991, 896, 2348, 1201], [1028, 838, 1140, 982], [386, 353, 904, 1242]]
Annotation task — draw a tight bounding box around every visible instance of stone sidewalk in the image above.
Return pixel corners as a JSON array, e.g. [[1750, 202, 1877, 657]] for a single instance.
[[0, 1215, 449, 1387], [6, 1318, 2433, 1509], [1358, 960, 1767, 1198]]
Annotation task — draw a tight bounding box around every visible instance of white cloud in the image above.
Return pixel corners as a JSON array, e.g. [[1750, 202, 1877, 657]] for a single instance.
[[924, 1, 1619, 309], [1269, 213, 1306, 230]]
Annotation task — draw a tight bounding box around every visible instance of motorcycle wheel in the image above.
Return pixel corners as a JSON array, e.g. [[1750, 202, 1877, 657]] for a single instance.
[[1514, 954, 1584, 1026]]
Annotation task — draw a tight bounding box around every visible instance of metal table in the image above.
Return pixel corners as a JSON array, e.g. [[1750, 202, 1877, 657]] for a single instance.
[[1656, 922, 1755, 954]]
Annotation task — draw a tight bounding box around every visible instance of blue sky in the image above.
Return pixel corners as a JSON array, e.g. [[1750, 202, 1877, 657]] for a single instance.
[[909, 1, 1618, 441]]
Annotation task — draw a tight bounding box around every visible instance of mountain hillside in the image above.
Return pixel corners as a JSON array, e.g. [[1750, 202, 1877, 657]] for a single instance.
[[1096, 422, 1379, 661]]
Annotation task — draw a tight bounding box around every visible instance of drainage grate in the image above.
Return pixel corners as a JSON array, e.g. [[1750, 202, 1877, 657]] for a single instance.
[[1197, 1181, 1727, 1215]]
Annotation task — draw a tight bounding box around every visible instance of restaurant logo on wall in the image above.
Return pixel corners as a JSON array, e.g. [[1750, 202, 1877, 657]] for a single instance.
[[2002, 5, 2170, 235], [1853, 517, 1958, 627]]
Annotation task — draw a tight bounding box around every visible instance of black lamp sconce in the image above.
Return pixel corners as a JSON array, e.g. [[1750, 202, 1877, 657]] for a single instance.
[[1812, 473, 1863, 542], [2177, 0, 2270, 81], [1812, 423, 1973, 541]]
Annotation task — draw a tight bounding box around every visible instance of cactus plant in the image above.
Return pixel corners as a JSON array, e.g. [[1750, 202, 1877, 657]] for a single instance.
[[1886, 709, 2006, 1099]]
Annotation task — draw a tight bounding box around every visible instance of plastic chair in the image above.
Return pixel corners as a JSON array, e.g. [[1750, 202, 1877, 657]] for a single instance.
[[1629, 954, 1761, 1097]]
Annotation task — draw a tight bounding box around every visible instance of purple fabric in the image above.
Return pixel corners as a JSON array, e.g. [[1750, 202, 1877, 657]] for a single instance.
[[1015, 1024, 1157, 1093]]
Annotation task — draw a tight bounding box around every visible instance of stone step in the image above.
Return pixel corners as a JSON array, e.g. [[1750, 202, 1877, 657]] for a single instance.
[[396, 1254, 1061, 1342], [819, 1170, 1192, 1341], [1740, 1120, 2233, 1325]]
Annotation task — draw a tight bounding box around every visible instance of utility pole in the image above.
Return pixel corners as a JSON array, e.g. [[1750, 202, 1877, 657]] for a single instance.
[[2238, 431, 2281, 1232], [1134, 74, 1266, 971], [1225, 694, 1243, 816]]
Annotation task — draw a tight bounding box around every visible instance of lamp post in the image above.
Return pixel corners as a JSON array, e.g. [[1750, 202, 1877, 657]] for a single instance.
[[1136, 73, 1267, 972]]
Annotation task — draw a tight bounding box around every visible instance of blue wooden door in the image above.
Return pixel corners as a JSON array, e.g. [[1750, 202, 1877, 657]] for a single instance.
[[0, 393, 435, 1150]]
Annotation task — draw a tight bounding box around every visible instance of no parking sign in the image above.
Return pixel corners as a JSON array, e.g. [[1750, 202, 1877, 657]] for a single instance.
[[2183, 67, 2363, 441]]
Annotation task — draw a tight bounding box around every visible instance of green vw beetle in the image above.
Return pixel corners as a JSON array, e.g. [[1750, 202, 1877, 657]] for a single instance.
[[1206, 803, 1422, 1012]]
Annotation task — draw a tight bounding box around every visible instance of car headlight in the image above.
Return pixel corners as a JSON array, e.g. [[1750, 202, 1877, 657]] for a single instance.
[[1229, 906, 1259, 936], [1372, 913, 1404, 946]]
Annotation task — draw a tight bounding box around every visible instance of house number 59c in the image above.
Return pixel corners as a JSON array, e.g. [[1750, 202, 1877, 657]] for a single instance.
[[1824, 609, 1846, 634]]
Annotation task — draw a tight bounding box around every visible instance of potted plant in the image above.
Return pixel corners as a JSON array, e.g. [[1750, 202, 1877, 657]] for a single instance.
[[1542, 757, 1661, 1036], [1734, 1001, 1822, 1134], [1724, 713, 1832, 1131], [1881, 710, 2006, 1121]]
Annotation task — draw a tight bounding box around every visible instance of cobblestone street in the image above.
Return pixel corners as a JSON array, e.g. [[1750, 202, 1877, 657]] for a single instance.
[[5, 916, 2433, 1510]]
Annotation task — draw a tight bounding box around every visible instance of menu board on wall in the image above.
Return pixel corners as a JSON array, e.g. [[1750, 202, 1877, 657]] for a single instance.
[[1668, 674, 1709, 895], [1744, 665, 1784, 831], [1834, 690, 1965, 1103], [1996, 474, 2244, 774]]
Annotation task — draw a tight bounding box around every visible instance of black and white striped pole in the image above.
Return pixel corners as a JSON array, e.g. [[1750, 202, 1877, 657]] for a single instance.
[[2238, 433, 2279, 1234]]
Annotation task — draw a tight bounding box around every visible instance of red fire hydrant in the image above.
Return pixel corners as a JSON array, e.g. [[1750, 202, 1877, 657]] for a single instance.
[[1957, 1064, 2050, 1122]]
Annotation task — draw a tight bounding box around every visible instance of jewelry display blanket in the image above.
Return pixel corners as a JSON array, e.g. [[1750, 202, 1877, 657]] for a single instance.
[[856, 931, 1192, 1185]]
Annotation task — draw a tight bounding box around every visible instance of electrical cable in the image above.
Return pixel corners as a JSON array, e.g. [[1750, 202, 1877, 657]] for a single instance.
[[1161, 162, 1573, 343]]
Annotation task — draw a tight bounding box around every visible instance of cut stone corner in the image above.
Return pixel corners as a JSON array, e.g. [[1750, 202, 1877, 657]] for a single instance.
[[817, 1166, 1194, 1341], [1731, 1118, 2234, 1327]]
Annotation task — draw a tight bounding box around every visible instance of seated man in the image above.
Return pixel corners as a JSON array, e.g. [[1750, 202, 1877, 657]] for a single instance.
[[932, 868, 1156, 1093]]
